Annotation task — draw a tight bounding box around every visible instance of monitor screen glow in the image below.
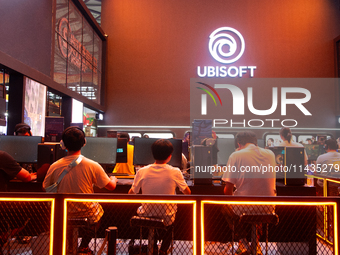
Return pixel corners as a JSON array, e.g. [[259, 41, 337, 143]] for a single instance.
[[0, 136, 42, 163], [133, 138, 182, 168], [81, 137, 117, 164]]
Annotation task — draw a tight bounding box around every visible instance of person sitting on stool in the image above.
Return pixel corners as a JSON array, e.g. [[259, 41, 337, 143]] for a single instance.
[[222, 131, 276, 254], [316, 138, 340, 196], [43, 126, 117, 254], [128, 139, 191, 255]]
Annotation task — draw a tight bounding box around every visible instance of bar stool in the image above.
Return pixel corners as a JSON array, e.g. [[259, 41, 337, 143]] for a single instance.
[[239, 213, 279, 255], [67, 218, 92, 255], [130, 216, 173, 255]]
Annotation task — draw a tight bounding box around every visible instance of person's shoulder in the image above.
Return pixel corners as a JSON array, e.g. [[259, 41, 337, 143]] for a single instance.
[[293, 141, 304, 147], [258, 146, 274, 153], [166, 164, 181, 172], [277, 141, 287, 146], [0, 150, 17, 159], [316, 153, 328, 162], [81, 156, 102, 167], [0, 150, 10, 158], [136, 164, 152, 174], [231, 145, 255, 156], [262, 148, 276, 159], [228, 149, 242, 160], [317, 152, 340, 160], [49, 156, 67, 168]]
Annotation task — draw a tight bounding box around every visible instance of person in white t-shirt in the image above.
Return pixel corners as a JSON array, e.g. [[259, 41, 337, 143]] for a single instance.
[[316, 138, 340, 196], [129, 139, 191, 255], [43, 126, 117, 254], [222, 131, 276, 254]]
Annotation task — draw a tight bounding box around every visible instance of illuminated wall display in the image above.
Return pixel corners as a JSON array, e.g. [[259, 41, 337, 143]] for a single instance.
[[54, 0, 102, 104], [57, 17, 98, 73], [72, 99, 84, 124], [197, 27, 257, 78], [24, 77, 47, 136]]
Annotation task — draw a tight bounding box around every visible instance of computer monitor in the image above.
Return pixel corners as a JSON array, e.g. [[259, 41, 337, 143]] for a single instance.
[[116, 138, 128, 163], [133, 138, 182, 168], [216, 138, 236, 165], [0, 136, 42, 163], [285, 147, 305, 186], [269, 146, 305, 186], [81, 137, 117, 164]]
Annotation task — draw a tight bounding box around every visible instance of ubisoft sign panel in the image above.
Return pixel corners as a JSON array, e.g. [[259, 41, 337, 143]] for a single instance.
[[197, 27, 256, 78]]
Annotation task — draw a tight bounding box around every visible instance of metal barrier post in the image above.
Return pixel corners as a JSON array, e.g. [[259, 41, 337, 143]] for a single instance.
[[106, 226, 118, 255], [53, 195, 64, 255], [196, 197, 202, 255]]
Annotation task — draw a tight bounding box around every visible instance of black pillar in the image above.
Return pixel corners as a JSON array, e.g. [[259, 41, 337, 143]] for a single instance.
[[7, 73, 24, 135], [61, 96, 72, 129]]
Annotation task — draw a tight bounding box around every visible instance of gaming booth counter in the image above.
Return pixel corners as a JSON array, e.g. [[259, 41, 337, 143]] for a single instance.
[[3, 134, 316, 196], [2, 135, 338, 255]]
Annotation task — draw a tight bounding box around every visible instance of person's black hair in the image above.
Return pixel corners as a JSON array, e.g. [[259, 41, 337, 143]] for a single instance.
[[324, 138, 338, 151], [279, 127, 292, 143], [151, 139, 174, 161], [235, 131, 257, 148], [14, 123, 31, 136], [62, 126, 85, 152], [118, 132, 130, 143]]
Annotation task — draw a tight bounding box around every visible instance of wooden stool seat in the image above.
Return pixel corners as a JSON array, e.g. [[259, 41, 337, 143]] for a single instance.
[[240, 214, 279, 225], [130, 216, 172, 255], [67, 218, 90, 255], [130, 216, 166, 229], [239, 213, 279, 255]]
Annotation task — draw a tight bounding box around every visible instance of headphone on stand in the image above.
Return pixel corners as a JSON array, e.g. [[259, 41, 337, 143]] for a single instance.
[[60, 126, 86, 150]]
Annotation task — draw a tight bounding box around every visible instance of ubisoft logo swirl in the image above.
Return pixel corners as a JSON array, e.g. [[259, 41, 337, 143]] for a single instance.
[[209, 27, 245, 64]]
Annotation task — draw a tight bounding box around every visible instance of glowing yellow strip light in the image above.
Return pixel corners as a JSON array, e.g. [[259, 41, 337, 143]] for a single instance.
[[325, 178, 340, 184], [323, 178, 340, 245], [312, 176, 340, 245], [0, 198, 55, 255], [201, 200, 338, 255], [316, 233, 333, 245], [309, 175, 340, 185], [63, 198, 197, 255]]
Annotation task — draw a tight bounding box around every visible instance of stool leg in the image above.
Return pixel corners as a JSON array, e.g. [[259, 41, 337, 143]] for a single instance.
[[148, 229, 155, 255], [231, 221, 235, 255], [251, 224, 257, 255], [139, 227, 142, 255], [171, 226, 174, 255], [265, 224, 268, 255], [70, 228, 78, 255], [94, 225, 96, 254]]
